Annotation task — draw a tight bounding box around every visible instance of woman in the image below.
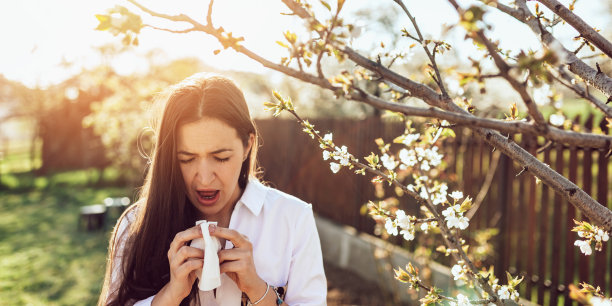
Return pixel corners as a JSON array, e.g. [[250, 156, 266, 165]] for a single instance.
[[98, 74, 327, 305]]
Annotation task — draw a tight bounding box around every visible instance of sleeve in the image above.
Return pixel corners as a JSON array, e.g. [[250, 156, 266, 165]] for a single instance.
[[106, 210, 156, 306], [284, 204, 327, 306]]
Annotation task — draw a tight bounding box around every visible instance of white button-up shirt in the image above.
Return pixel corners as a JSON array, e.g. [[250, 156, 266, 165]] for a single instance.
[[109, 179, 327, 305]]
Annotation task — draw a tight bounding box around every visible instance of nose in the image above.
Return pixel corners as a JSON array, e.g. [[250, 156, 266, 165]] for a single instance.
[[195, 160, 216, 186]]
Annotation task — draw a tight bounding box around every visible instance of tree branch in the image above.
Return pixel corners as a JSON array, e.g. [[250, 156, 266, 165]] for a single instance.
[[492, 0, 612, 98], [447, 0, 548, 132], [126, 0, 612, 234], [466, 150, 501, 220], [278, 0, 612, 232], [536, 0, 612, 59], [550, 66, 612, 118], [349, 86, 612, 149], [285, 106, 501, 304], [142, 24, 197, 34], [392, 0, 449, 98]]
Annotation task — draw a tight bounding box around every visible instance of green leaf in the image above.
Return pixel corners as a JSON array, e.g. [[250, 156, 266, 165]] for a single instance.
[[276, 41, 290, 49], [319, 0, 331, 11]]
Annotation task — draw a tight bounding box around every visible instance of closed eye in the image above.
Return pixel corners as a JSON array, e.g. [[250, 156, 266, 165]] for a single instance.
[[215, 157, 230, 163], [179, 158, 195, 164]]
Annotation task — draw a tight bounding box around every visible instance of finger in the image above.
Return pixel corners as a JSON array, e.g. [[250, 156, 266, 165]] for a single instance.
[[218, 248, 249, 263], [219, 260, 247, 274], [168, 226, 204, 257], [170, 246, 205, 267], [210, 227, 251, 250], [176, 258, 203, 279]]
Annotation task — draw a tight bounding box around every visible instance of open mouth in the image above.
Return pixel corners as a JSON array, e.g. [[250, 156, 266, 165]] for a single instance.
[[196, 190, 220, 205]]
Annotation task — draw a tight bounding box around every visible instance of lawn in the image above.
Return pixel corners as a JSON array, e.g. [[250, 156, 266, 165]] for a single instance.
[[0, 184, 132, 305]]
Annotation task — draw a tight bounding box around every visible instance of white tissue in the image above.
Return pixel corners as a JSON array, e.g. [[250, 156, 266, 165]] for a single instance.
[[189, 220, 222, 291]]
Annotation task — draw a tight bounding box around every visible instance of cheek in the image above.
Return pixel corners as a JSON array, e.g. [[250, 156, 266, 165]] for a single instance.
[[179, 164, 195, 185]]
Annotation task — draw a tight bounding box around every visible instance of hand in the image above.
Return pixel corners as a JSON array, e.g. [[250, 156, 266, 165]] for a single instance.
[[163, 225, 205, 302], [211, 226, 267, 299]]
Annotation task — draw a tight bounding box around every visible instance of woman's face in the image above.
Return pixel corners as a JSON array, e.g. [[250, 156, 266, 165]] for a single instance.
[[177, 117, 253, 221]]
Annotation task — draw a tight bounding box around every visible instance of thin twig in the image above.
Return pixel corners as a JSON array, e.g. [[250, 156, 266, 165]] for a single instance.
[[393, 0, 449, 97], [536, 0, 612, 58], [466, 150, 501, 220]]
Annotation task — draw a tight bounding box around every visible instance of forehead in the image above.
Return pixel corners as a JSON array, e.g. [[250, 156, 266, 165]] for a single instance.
[[177, 117, 242, 152]]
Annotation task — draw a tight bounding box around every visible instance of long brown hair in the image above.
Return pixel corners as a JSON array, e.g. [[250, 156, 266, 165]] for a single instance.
[[98, 74, 259, 305]]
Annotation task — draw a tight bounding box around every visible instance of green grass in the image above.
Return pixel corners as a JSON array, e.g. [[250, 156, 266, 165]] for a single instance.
[[0, 185, 132, 305]]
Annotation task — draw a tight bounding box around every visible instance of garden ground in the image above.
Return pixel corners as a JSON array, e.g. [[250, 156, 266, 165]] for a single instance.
[[0, 175, 399, 305]]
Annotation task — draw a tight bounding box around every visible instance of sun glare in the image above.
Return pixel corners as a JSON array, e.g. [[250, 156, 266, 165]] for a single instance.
[[0, 0, 609, 87]]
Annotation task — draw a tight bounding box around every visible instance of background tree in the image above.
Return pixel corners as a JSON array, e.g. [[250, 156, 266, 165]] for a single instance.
[[96, 0, 612, 304]]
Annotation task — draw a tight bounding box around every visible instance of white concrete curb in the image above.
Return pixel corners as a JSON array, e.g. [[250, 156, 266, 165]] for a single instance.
[[315, 215, 537, 305]]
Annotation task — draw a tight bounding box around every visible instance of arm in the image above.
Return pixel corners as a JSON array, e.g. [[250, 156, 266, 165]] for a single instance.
[[284, 204, 327, 306], [106, 214, 204, 306]]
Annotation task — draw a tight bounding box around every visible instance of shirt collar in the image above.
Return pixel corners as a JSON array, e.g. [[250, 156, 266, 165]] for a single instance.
[[238, 178, 268, 216]]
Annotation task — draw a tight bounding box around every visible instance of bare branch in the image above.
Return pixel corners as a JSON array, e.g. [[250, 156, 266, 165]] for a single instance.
[[287, 107, 501, 304], [536, 0, 612, 59], [126, 0, 206, 28], [128, 0, 612, 234], [278, 0, 612, 232], [492, 0, 612, 98], [142, 24, 196, 34], [349, 86, 612, 149], [465, 150, 501, 220], [392, 0, 449, 97], [447, 1, 548, 131], [550, 66, 612, 118]]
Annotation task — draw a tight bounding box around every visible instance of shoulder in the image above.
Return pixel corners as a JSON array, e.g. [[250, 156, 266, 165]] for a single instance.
[[112, 200, 142, 252], [258, 181, 313, 215], [116, 201, 141, 234]]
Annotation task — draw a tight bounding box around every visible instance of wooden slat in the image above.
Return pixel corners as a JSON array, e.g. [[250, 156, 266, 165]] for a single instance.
[[550, 143, 565, 305], [579, 115, 594, 285], [497, 151, 513, 278], [594, 118, 609, 290], [525, 135, 538, 301], [515, 136, 528, 288], [537, 148, 552, 304], [564, 131, 579, 306]]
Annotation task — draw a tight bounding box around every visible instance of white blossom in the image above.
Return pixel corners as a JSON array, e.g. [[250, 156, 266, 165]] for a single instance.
[[420, 160, 431, 171], [420, 222, 429, 233], [381, 154, 397, 171], [323, 133, 333, 142], [330, 162, 341, 174], [591, 297, 612, 306], [432, 192, 447, 205], [451, 264, 465, 280], [323, 150, 331, 160], [595, 229, 609, 242], [574, 240, 592, 255], [455, 294, 472, 306], [400, 228, 415, 241], [385, 219, 398, 236], [549, 113, 565, 126], [446, 78, 465, 96], [497, 286, 510, 300], [333, 146, 351, 166], [450, 191, 464, 200], [533, 83, 551, 106], [443, 205, 469, 229], [399, 149, 417, 167], [402, 133, 420, 146]]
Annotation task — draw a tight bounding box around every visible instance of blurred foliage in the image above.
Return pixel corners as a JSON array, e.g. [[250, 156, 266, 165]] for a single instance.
[[0, 184, 131, 305]]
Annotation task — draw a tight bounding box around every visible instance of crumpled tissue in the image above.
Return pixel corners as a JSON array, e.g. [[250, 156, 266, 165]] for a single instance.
[[189, 220, 222, 291]]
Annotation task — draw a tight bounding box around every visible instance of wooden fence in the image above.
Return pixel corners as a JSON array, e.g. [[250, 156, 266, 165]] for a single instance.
[[255, 114, 611, 306]]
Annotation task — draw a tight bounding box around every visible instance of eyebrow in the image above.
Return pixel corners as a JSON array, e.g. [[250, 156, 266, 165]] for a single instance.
[[177, 148, 233, 156]]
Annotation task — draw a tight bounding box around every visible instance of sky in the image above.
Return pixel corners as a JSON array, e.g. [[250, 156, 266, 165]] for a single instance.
[[0, 0, 609, 88]]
